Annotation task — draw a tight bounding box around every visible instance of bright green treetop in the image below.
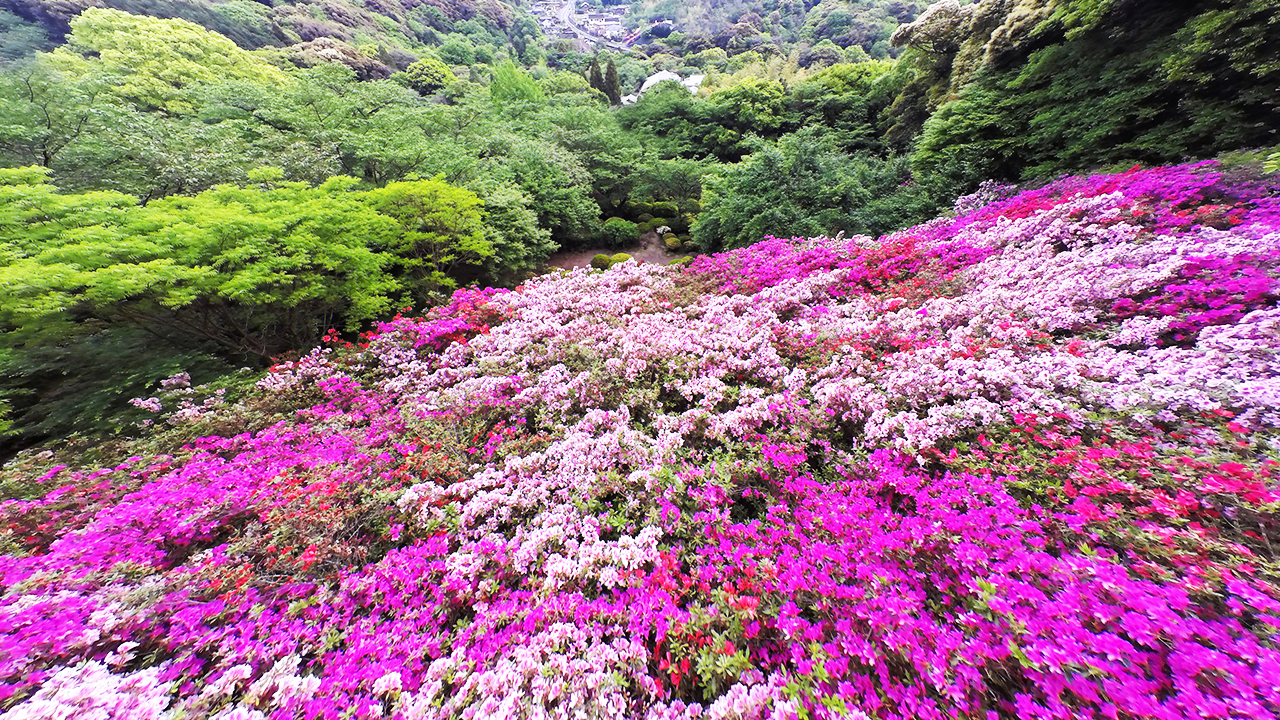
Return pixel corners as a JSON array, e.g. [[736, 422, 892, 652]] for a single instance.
[[46, 8, 290, 113]]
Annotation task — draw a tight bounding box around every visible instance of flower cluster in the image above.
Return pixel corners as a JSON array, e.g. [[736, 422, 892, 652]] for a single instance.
[[2, 162, 1278, 719]]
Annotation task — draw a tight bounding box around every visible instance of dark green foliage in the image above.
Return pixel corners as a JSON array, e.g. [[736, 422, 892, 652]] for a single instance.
[[0, 326, 231, 456], [616, 81, 700, 159], [0, 8, 52, 61], [693, 127, 936, 252], [790, 59, 906, 153], [620, 77, 797, 163], [649, 201, 680, 218], [588, 56, 605, 94], [604, 59, 622, 105], [909, 82, 1024, 198], [908, 0, 1280, 192]]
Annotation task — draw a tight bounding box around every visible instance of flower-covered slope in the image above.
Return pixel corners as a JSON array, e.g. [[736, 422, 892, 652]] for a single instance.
[[3, 162, 1280, 719]]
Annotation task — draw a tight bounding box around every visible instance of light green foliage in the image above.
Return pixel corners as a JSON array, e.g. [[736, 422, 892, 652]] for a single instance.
[[490, 60, 545, 105], [47, 8, 289, 113], [0, 172, 400, 360], [541, 70, 595, 100], [0, 167, 137, 253], [0, 56, 297, 198], [0, 166, 547, 447], [438, 36, 478, 66], [363, 178, 493, 298], [404, 57, 456, 95], [1264, 150, 1280, 175], [1042, 0, 1129, 38], [189, 63, 439, 188]]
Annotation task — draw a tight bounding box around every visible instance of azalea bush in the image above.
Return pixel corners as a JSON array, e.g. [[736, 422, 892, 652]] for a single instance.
[[2, 162, 1279, 719]]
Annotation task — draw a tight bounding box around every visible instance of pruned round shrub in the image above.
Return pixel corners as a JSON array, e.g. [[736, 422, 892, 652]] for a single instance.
[[663, 233, 682, 250], [590, 253, 613, 270], [600, 217, 639, 248], [404, 57, 454, 95], [650, 201, 679, 218]]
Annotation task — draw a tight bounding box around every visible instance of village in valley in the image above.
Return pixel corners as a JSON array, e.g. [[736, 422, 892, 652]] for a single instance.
[[528, 0, 636, 48], [528, 0, 705, 103]]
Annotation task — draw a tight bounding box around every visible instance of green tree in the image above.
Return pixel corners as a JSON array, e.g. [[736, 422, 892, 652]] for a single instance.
[[490, 60, 545, 106], [469, 180, 557, 280], [604, 59, 623, 105], [600, 217, 639, 247], [790, 59, 904, 152], [909, 82, 1024, 197], [0, 171, 399, 363], [542, 104, 642, 214], [404, 57, 456, 96], [481, 133, 601, 246], [0, 60, 120, 171], [46, 8, 289, 114], [588, 56, 605, 95], [362, 178, 494, 298], [616, 80, 699, 159], [0, 9, 51, 63], [693, 128, 935, 251], [633, 157, 710, 207]]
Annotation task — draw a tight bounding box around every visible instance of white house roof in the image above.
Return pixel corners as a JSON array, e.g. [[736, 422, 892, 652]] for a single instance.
[[637, 71, 705, 97], [639, 70, 683, 93]]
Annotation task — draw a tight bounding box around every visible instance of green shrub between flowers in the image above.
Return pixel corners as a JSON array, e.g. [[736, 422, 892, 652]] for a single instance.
[[2, 162, 1279, 719]]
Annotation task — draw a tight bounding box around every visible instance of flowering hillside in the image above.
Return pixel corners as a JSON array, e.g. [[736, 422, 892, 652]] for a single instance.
[[3, 162, 1280, 719]]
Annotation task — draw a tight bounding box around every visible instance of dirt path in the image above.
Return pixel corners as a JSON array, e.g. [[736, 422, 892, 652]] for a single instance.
[[542, 231, 690, 272]]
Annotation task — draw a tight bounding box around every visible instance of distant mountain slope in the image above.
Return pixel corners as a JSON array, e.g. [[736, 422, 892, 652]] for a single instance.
[[0, 0, 543, 67], [626, 0, 926, 57]]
